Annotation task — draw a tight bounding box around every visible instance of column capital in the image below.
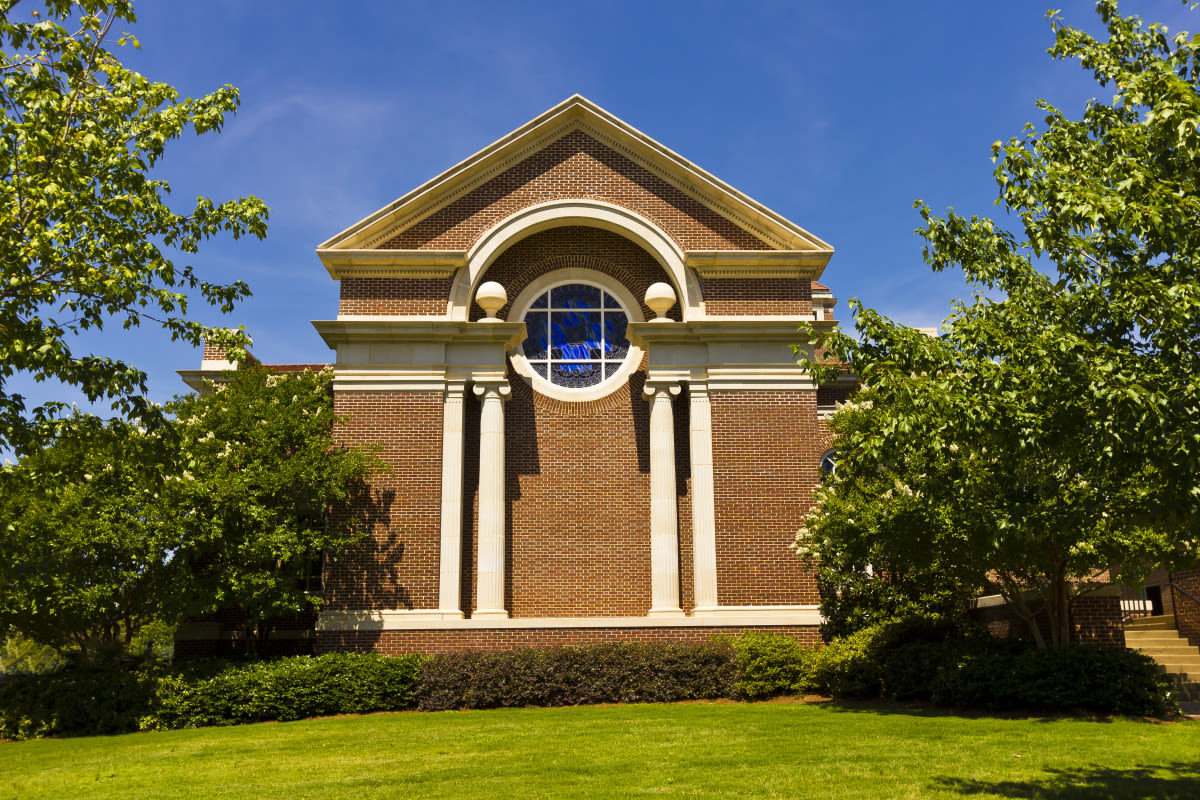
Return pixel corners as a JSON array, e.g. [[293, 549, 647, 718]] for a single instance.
[[643, 381, 681, 401], [472, 379, 511, 401]]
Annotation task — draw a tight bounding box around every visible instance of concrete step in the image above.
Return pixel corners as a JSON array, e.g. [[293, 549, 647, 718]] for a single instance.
[[1136, 652, 1200, 667], [1125, 631, 1189, 645], [1135, 655, 1200, 670], [1118, 633, 1185, 647], [1125, 615, 1200, 703]]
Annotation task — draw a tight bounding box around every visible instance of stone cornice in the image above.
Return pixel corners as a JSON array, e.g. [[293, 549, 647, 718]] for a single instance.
[[314, 320, 525, 392], [316, 249, 467, 280], [313, 319, 525, 349], [685, 250, 831, 279]]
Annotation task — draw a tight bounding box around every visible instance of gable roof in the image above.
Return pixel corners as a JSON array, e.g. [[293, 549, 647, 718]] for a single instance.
[[317, 95, 833, 259]]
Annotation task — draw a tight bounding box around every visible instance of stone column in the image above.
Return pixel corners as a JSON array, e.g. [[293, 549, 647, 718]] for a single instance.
[[437, 381, 467, 617], [645, 380, 684, 616], [689, 382, 719, 611], [473, 379, 510, 618]]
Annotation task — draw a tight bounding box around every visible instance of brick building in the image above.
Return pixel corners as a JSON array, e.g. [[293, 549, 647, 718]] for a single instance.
[[180, 96, 854, 655]]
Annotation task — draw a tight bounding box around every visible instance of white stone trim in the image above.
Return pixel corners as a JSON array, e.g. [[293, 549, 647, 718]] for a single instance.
[[506, 269, 646, 403], [685, 251, 830, 279], [316, 250, 466, 280], [450, 199, 703, 322], [473, 379, 511, 618], [313, 319, 525, 392], [690, 606, 823, 625], [315, 607, 823, 631], [437, 382, 467, 615], [645, 380, 684, 617], [689, 383, 719, 611], [628, 319, 822, 392]]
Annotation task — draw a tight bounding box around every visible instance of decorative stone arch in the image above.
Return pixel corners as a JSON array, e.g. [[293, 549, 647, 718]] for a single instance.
[[448, 199, 704, 321]]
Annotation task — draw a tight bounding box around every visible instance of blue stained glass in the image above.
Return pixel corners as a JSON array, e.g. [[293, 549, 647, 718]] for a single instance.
[[522, 312, 549, 359], [522, 284, 634, 389], [603, 313, 628, 355], [550, 311, 601, 359], [552, 361, 602, 387], [555, 283, 601, 309]]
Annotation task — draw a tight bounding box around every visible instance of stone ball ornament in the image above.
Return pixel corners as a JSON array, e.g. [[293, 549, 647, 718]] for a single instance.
[[476, 281, 508, 320], [644, 282, 676, 321]]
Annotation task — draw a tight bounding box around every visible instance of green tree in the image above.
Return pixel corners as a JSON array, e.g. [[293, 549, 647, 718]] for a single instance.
[[0, 1, 268, 453], [799, 1, 1200, 648], [0, 367, 384, 656], [161, 367, 384, 652], [0, 413, 179, 653]]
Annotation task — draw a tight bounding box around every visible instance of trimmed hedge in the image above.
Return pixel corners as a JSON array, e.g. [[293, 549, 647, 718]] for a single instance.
[[414, 640, 736, 711], [151, 652, 422, 729]]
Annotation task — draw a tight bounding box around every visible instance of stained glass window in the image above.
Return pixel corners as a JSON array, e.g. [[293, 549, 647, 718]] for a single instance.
[[521, 283, 630, 389]]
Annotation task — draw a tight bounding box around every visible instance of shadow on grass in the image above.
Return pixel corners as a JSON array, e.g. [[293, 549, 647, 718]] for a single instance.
[[931, 762, 1200, 799], [811, 698, 1114, 724]]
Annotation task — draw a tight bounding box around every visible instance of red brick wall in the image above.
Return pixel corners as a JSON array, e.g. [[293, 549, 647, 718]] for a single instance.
[[710, 391, 822, 605], [315, 625, 819, 655], [1172, 569, 1200, 647], [339, 277, 452, 315], [453, 227, 690, 618], [324, 392, 444, 611], [969, 594, 1126, 648], [816, 383, 856, 408], [461, 373, 675, 618], [383, 130, 768, 253], [701, 278, 810, 315], [202, 341, 227, 361], [1071, 594, 1125, 647]]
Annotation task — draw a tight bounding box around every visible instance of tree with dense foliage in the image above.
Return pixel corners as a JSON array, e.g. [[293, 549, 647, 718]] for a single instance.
[[163, 367, 384, 651], [0, 1, 268, 453], [0, 367, 382, 655], [798, 1, 1200, 648]]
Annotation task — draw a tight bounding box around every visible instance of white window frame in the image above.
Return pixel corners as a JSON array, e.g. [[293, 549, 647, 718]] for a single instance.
[[506, 268, 645, 402]]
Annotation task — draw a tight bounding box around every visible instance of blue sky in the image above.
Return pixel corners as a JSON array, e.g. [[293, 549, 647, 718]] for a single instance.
[[11, 0, 1198, 417]]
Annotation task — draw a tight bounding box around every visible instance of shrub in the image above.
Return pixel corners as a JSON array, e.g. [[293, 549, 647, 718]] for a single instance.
[[149, 652, 422, 729], [0, 659, 163, 740], [805, 615, 1174, 716], [808, 625, 886, 699], [731, 633, 815, 699], [414, 641, 736, 711], [932, 642, 1174, 716]]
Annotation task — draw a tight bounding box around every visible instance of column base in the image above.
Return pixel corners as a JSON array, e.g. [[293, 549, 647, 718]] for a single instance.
[[471, 609, 510, 619], [647, 607, 686, 618]]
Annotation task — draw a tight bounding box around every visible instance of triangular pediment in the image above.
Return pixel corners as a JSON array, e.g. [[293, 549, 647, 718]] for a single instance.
[[318, 96, 833, 259]]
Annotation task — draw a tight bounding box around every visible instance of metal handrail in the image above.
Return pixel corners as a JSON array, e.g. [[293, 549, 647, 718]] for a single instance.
[[1167, 581, 1200, 617]]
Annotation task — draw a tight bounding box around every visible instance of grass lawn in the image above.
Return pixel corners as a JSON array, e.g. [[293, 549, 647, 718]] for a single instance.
[[1, 700, 1196, 799]]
